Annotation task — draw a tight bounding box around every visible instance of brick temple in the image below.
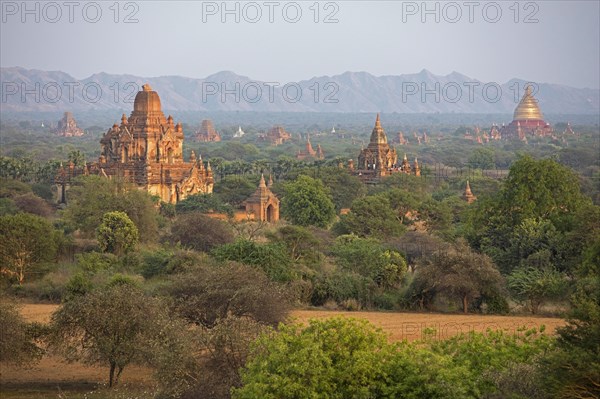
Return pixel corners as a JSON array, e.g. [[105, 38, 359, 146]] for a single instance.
[[56, 84, 213, 204], [350, 114, 420, 182], [195, 119, 221, 142], [54, 112, 84, 137]]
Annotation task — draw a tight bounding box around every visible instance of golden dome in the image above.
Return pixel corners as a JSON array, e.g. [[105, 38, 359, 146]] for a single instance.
[[513, 85, 544, 121], [133, 83, 162, 113]]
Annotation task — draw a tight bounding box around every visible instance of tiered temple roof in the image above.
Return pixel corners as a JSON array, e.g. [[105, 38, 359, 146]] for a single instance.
[[93, 84, 213, 203], [195, 119, 221, 142], [54, 112, 84, 137]]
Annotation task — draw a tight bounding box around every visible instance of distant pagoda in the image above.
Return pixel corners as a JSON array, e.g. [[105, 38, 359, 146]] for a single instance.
[[500, 85, 552, 140], [462, 180, 477, 203], [352, 114, 420, 182], [54, 112, 84, 137], [195, 119, 221, 142], [296, 135, 324, 160]]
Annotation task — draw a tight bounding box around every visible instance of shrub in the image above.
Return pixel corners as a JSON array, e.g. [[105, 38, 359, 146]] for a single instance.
[[169, 213, 234, 252]]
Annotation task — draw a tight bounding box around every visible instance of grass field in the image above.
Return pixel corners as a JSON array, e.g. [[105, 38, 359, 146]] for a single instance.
[[0, 304, 566, 398]]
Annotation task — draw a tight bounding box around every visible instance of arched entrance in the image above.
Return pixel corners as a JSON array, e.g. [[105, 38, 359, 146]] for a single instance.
[[266, 204, 275, 222]]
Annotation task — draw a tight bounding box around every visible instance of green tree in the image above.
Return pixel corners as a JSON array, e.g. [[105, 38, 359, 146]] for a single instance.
[[61, 176, 158, 242], [0, 213, 59, 285], [233, 317, 476, 399], [498, 155, 587, 228], [96, 211, 139, 256], [211, 239, 295, 282], [507, 260, 566, 314], [175, 193, 234, 216], [337, 195, 404, 239], [465, 156, 591, 274], [414, 240, 504, 313], [317, 167, 366, 211], [468, 147, 495, 169], [281, 175, 335, 228], [214, 175, 257, 206], [332, 235, 407, 289], [49, 284, 179, 387], [266, 225, 322, 266], [0, 301, 44, 365], [432, 327, 552, 397], [544, 240, 600, 398]]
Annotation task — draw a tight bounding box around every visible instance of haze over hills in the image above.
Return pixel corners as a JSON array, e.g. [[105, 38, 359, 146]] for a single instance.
[[1, 67, 598, 115]]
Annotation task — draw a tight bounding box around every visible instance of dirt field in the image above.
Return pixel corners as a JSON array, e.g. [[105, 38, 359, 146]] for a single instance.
[[1, 304, 566, 392], [291, 309, 566, 342]]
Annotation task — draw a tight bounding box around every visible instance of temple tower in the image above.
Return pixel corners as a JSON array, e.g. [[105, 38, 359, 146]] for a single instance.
[[243, 174, 280, 222]]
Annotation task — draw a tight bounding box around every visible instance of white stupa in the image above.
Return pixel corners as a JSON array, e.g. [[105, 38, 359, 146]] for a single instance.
[[233, 126, 245, 138]]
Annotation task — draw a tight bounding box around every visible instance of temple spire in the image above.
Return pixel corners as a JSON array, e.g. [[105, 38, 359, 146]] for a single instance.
[[375, 113, 381, 128], [259, 173, 266, 188], [462, 180, 477, 203], [268, 174, 274, 187]]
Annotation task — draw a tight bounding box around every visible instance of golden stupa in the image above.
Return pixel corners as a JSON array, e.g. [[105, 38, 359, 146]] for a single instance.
[[513, 85, 544, 121], [499, 84, 552, 140]]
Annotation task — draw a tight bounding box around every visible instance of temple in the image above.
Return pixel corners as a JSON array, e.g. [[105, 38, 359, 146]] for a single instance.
[[462, 180, 477, 203], [233, 126, 245, 138], [195, 119, 221, 142], [94, 84, 213, 203], [260, 126, 292, 145], [499, 85, 552, 140], [243, 174, 280, 222], [296, 135, 324, 160], [353, 114, 420, 182], [54, 112, 84, 137]]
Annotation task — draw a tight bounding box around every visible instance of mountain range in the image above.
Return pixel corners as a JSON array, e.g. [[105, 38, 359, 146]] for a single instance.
[[1, 67, 598, 115]]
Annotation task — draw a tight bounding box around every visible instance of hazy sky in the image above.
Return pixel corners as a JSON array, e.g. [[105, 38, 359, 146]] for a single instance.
[[1, 1, 599, 88]]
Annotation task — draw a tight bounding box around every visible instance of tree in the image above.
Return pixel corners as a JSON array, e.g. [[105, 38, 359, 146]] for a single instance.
[[49, 284, 178, 387], [266, 225, 322, 265], [317, 167, 366, 211], [96, 211, 139, 256], [414, 240, 504, 313], [498, 155, 587, 229], [166, 262, 290, 329], [211, 239, 295, 282], [0, 301, 44, 365], [507, 259, 566, 314], [332, 235, 407, 289], [175, 193, 234, 216], [13, 193, 53, 217], [214, 175, 257, 206], [281, 175, 335, 228], [0, 213, 59, 285], [61, 176, 158, 242], [468, 147, 495, 169], [233, 317, 476, 399], [544, 240, 600, 398], [337, 196, 404, 239], [169, 212, 234, 252], [465, 156, 592, 274]]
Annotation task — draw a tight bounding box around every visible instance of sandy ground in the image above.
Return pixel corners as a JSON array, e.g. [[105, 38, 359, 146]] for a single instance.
[[291, 309, 566, 342], [0, 304, 566, 386]]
